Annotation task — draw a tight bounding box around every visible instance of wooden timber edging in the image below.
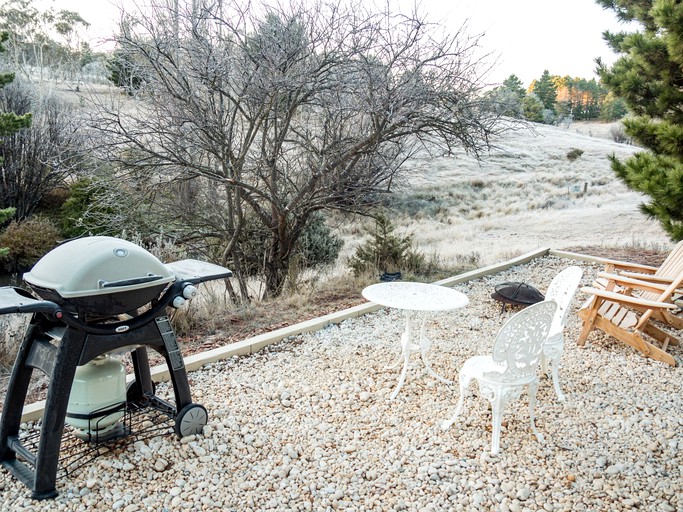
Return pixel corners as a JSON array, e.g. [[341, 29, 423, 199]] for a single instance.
[[548, 249, 638, 265], [20, 246, 602, 423]]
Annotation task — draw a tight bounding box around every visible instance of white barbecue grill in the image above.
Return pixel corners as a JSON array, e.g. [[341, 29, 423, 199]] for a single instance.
[[0, 236, 232, 500], [23, 236, 177, 317]]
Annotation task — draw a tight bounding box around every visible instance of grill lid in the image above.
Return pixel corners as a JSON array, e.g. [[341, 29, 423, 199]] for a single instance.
[[24, 236, 176, 299]]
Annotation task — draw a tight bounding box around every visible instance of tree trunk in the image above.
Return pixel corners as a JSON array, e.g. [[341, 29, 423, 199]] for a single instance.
[[263, 234, 293, 299]]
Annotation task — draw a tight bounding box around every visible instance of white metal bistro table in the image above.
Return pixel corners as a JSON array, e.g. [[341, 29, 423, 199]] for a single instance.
[[362, 281, 469, 399]]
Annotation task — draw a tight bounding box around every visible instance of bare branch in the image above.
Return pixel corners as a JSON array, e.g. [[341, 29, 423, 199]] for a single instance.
[[88, 0, 505, 296]]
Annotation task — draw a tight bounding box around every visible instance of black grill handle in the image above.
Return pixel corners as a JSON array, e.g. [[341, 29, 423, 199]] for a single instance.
[[98, 274, 165, 289]]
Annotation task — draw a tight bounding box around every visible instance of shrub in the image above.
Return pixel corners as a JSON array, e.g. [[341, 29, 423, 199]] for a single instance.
[[168, 281, 230, 337], [59, 178, 119, 238], [297, 212, 344, 268], [542, 108, 556, 125], [222, 211, 343, 278], [348, 211, 424, 277], [566, 148, 584, 162], [107, 49, 145, 95], [609, 125, 631, 144], [0, 217, 60, 272], [387, 193, 450, 218], [35, 187, 70, 218], [123, 231, 189, 264], [0, 207, 15, 258], [0, 79, 85, 220]]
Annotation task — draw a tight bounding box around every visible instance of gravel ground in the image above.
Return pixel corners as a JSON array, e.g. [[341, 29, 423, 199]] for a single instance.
[[1, 255, 682, 511]]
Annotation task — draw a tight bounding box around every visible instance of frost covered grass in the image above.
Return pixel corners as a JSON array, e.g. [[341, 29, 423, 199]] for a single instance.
[[336, 120, 672, 267]]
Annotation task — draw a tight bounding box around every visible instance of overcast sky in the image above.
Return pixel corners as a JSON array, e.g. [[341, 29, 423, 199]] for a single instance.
[[431, 0, 631, 86], [45, 0, 631, 87]]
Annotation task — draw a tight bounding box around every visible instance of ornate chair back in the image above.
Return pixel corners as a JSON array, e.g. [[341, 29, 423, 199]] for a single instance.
[[486, 300, 557, 382], [545, 266, 583, 336]]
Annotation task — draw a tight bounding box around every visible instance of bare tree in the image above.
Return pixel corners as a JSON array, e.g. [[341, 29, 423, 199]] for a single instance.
[[0, 79, 84, 219], [90, 0, 506, 298], [0, 0, 90, 82]]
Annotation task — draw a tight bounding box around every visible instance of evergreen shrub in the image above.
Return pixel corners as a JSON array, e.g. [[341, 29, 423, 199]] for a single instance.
[[0, 216, 60, 272], [348, 212, 424, 277], [298, 212, 344, 268], [609, 125, 631, 145]]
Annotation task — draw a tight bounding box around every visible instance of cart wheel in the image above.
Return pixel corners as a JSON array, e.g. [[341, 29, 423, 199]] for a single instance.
[[175, 403, 208, 438]]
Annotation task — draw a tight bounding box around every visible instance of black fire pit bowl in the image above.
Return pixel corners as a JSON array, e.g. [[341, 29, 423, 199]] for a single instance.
[[491, 281, 545, 310]]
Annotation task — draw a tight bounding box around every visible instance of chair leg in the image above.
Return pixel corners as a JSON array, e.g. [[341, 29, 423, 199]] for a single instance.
[[441, 374, 470, 430], [550, 359, 566, 402], [490, 391, 504, 455], [577, 298, 602, 346], [540, 353, 549, 378], [542, 336, 566, 401], [658, 310, 683, 330], [528, 379, 545, 445], [593, 316, 677, 366], [643, 322, 680, 347]]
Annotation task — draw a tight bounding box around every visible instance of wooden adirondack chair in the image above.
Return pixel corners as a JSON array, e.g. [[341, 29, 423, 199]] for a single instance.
[[577, 272, 683, 366], [591, 272, 683, 329], [600, 240, 683, 286], [589, 241, 683, 329]]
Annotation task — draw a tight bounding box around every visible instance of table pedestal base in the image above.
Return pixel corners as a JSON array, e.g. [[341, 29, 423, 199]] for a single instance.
[[386, 311, 452, 399]]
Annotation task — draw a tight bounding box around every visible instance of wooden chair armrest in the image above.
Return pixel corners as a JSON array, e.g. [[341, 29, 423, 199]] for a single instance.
[[602, 259, 658, 274], [581, 286, 679, 310], [618, 271, 675, 284], [596, 272, 669, 294]]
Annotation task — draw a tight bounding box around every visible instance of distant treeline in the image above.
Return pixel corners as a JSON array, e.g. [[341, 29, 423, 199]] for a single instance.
[[489, 71, 627, 125]]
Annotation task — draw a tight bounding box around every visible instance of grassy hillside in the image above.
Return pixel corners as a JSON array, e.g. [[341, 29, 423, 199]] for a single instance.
[[333, 120, 671, 270]]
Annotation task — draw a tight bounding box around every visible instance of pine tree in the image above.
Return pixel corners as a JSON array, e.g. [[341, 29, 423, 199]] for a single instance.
[[502, 74, 526, 100], [0, 206, 14, 257], [522, 93, 544, 122], [530, 70, 558, 112], [487, 74, 527, 118], [596, 0, 683, 240], [348, 212, 424, 277]]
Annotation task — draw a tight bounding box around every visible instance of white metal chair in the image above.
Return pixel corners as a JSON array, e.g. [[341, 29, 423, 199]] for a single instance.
[[541, 266, 583, 401], [441, 300, 557, 455]]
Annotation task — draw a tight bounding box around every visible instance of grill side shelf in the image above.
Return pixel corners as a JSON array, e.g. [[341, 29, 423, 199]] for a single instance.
[[0, 287, 61, 315], [165, 259, 232, 283]]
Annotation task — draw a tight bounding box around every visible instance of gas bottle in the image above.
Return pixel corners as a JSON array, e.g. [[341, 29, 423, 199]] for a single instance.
[[65, 354, 126, 440]]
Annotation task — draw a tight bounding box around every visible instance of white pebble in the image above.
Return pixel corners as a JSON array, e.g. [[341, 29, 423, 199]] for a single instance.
[[1, 257, 679, 512], [516, 487, 531, 501]]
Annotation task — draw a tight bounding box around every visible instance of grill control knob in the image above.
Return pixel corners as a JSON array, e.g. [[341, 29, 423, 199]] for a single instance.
[[182, 285, 198, 300], [172, 296, 186, 308]]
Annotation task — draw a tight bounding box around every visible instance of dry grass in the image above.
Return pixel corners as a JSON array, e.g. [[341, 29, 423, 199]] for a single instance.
[[358, 120, 672, 268], [0, 315, 29, 367]]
